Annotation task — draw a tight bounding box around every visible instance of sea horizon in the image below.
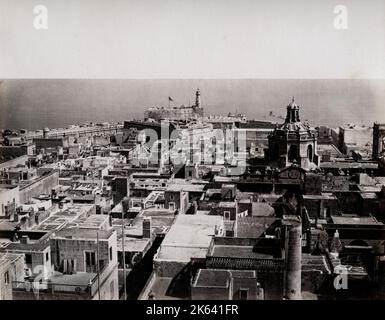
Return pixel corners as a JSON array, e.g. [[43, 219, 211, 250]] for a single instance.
[[1, 79, 384, 131]]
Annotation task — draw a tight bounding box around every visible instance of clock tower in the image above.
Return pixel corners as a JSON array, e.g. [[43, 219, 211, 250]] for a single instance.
[[266, 98, 319, 170]]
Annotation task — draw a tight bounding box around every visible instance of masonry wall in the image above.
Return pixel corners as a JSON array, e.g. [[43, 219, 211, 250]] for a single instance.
[[164, 191, 181, 210], [51, 232, 117, 273], [33, 137, 69, 150], [303, 197, 337, 219], [0, 145, 33, 158], [259, 271, 284, 300], [20, 171, 59, 203], [25, 247, 53, 277], [0, 254, 25, 300], [191, 286, 229, 300], [302, 270, 330, 292], [153, 259, 187, 278], [231, 277, 260, 300], [0, 186, 20, 217], [0, 155, 29, 170]]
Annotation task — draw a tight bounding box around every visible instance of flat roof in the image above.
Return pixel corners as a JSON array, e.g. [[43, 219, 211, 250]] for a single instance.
[[219, 202, 236, 208], [166, 183, 205, 192], [194, 269, 256, 287], [251, 202, 275, 216], [374, 177, 385, 186], [331, 215, 383, 226], [122, 207, 176, 237], [317, 143, 342, 153], [302, 254, 331, 273], [320, 161, 378, 169], [0, 184, 18, 191], [155, 214, 221, 262], [53, 228, 114, 240], [140, 275, 185, 300], [117, 237, 151, 253], [35, 204, 95, 232], [360, 192, 378, 200], [210, 245, 274, 259], [50, 271, 96, 287], [303, 193, 337, 200], [358, 185, 381, 193], [70, 214, 110, 229]]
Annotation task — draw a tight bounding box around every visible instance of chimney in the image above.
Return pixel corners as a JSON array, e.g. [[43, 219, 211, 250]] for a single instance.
[[121, 197, 129, 216], [143, 218, 151, 238], [20, 235, 29, 244]]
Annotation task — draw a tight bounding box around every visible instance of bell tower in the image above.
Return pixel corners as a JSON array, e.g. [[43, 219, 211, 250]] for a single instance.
[[285, 97, 300, 123], [267, 98, 319, 170]]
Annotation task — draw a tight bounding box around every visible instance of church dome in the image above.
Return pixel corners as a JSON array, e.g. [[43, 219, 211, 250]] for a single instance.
[[278, 98, 310, 132]]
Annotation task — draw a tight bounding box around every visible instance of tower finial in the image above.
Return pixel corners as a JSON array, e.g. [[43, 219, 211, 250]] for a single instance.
[[292, 96, 295, 104]]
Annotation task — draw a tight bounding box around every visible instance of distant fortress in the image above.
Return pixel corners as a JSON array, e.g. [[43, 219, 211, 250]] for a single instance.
[[144, 89, 204, 121]]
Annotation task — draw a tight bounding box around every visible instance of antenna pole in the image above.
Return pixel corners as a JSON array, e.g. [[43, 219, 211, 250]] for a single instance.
[[122, 210, 127, 300], [96, 232, 101, 300]]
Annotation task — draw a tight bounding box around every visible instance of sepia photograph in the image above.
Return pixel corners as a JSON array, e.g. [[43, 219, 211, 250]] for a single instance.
[[1, 0, 385, 312]]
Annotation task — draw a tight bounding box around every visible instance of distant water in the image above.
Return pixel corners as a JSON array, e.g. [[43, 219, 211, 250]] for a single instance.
[[0, 79, 384, 131]]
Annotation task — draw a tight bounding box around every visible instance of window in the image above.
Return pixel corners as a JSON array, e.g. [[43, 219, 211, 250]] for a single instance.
[[25, 254, 32, 264], [307, 145, 313, 162], [46, 252, 49, 262], [110, 281, 115, 299], [109, 247, 113, 261], [85, 251, 97, 273], [239, 288, 248, 300], [169, 202, 175, 211], [4, 271, 9, 284], [302, 232, 307, 247], [288, 145, 298, 163], [224, 211, 230, 220]]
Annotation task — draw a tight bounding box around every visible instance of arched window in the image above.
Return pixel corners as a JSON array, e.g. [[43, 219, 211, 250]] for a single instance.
[[288, 145, 298, 163], [307, 144, 313, 162]]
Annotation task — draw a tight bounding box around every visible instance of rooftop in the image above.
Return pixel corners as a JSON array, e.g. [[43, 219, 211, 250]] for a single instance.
[[52, 228, 114, 240], [210, 245, 275, 259], [251, 202, 275, 216], [155, 214, 222, 262], [331, 215, 383, 226], [193, 269, 256, 288], [166, 182, 206, 193], [0, 252, 24, 269], [117, 237, 151, 253], [219, 202, 236, 208]]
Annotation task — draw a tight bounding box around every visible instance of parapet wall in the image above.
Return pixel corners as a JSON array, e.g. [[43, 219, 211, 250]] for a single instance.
[[20, 171, 59, 203]]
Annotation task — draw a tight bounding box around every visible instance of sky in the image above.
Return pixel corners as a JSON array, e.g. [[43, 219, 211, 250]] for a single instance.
[[0, 0, 384, 78]]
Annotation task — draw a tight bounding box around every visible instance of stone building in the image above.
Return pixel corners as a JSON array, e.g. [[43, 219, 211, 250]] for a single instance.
[[266, 98, 319, 170], [373, 123, 385, 160], [191, 269, 262, 300], [0, 185, 19, 217], [0, 253, 25, 300], [144, 89, 204, 122]]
